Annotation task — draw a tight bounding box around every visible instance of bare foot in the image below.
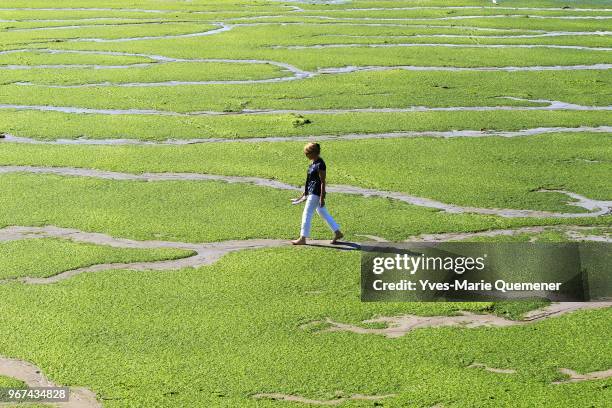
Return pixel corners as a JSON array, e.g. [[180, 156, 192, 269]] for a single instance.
[[291, 237, 307, 245], [331, 230, 344, 244]]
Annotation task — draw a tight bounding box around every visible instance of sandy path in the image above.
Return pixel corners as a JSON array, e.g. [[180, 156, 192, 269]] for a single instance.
[[362, 225, 611, 243], [3, 126, 610, 145], [0, 49, 312, 84], [0, 224, 608, 285], [0, 225, 357, 284], [253, 393, 395, 405], [71, 23, 232, 43], [338, 6, 612, 12], [320, 31, 612, 39], [0, 357, 101, 407], [553, 368, 612, 384], [3, 5, 612, 12], [274, 43, 612, 51], [467, 363, 516, 374], [5, 61, 608, 73], [0, 223, 608, 286], [405, 225, 611, 242], [306, 302, 612, 338], [0, 165, 609, 219], [9, 21, 611, 39], [0, 226, 284, 284], [320, 64, 612, 73], [2, 98, 608, 111], [262, 14, 612, 22], [1, 48, 609, 89]]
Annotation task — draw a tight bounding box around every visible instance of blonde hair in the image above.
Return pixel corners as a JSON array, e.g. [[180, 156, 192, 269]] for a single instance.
[[303, 142, 321, 155]]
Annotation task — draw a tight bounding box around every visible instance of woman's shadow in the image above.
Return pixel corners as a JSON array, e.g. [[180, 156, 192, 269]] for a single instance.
[[306, 240, 361, 251]]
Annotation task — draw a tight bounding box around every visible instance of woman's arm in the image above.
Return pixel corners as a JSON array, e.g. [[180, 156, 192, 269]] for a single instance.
[[319, 169, 326, 207], [291, 191, 305, 202]]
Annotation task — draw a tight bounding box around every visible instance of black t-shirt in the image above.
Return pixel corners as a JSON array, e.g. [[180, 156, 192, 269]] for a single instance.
[[304, 157, 326, 196]]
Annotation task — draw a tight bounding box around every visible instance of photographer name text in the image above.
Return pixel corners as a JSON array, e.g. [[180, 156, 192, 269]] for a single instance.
[[371, 279, 562, 293]]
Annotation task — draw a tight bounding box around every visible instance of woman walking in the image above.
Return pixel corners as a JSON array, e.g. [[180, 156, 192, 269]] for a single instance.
[[291, 142, 344, 245]]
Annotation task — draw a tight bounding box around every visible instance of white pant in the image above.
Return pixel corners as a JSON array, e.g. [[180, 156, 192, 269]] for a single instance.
[[300, 194, 340, 237]]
